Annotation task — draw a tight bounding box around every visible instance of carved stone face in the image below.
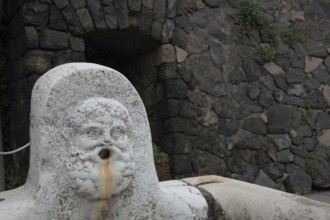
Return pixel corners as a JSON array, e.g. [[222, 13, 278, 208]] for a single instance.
[[65, 98, 134, 200]]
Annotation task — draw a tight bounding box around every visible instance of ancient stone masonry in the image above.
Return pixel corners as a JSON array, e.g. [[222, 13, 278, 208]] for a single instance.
[[2, 0, 330, 193]]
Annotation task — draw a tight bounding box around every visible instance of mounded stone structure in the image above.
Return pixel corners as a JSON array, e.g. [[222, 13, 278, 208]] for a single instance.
[[0, 63, 208, 219], [1, 0, 330, 193]]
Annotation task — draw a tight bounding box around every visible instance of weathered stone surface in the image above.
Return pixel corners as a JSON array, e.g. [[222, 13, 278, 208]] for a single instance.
[[150, 21, 162, 40], [186, 34, 208, 54], [142, 0, 153, 9], [114, 0, 129, 29], [0, 63, 209, 219], [24, 26, 39, 49], [305, 56, 323, 73], [49, 5, 67, 31], [53, 0, 69, 9], [159, 63, 177, 81], [163, 79, 188, 99], [218, 118, 239, 137], [213, 98, 236, 119], [204, 0, 223, 7], [177, 0, 198, 15], [248, 85, 260, 100], [277, 149, 294, 163], [175, 46, 188, 63], [269, 134, 291, 150], [229, 69, 247, 85], [209, 42, 226, 71], [306, 90, 328, 109], [242, 59, 261, 82], [23, 2, 49, 26], [316, 112, 330, 129], [103, 5, 118, 29], [285, 164, 312, 193], [39, 30, 68, 50], [162, 18, 175, 43], [323, 85, 330, 106], [243, 118, 267, 134], [52, 51, 85, 66], [287, 84, 306, 97], [76, 8, 95, 32], [164, 117, 198, 135], [236, 100, 263, 119], [312, 64, 330, 83], [158, 99, 179, 119], [62, 5, 84, 35], [153, 0, 166, 22], [162, 133, 192, 154], [264, 62, 284, 75], [198, 74, 226, 97], [188, 91, 209, 107], [195, 127, 226, 156], [313, 158, 330, 188], [128, 0, 141, 11], [167, 0, 178, 18], [71, 0, 86, 9], [194, 151, 227, 176], [318, 129, 330, 147], [156, 44, 176, 64], [69, 37, 85, 52], [180, 101, 198, 119], [140, 7, 153, 34], [268, 104, 294, 133], [235, 136, 264, 150], [286, 69, 305, 83], [258, 86, 273, 107], [254, 170, 276, 189], [87, 0, 106, 29]]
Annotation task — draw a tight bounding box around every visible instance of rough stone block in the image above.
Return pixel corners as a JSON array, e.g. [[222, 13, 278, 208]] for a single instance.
[[286, 69, 305, 83], [86, 0, 106, 29], [139, 7, 153, 34], [254, 170, 276, 189], [153, 0, 166, 22], [210, 42, 226, 72], [163, 79, 188, 99], [62, 5, 84, 35], [69, 37, 85, 52], [243, 118, 267, 135], [23, 2, 49, 26], [267, 104, 294, 133], [103, 5, 118, 29], [161, 18, 175, 43], [159, 63, 177, 82], [175, 46, 188, 63], [53, 0, 69, 9], [71, 0, 86, 8], [213, 98, 236, 119], [24, 26, 39, 49], [76, 8, 95, 32], [52, 51, 85, 66], [186, 34, 208, 54], [40, 30, 68, 50], [114, 0, 129, 29], [305, 56, 323, 73], [171, 155, 193, 175], [128, 0, 141, 12], [264, 61, 284, 75], [49, 5, 67, 31], [151, 21, 163, 40], [285, 164, 312, 193]]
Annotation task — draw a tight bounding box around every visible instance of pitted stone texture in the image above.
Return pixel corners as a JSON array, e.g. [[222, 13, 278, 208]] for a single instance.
[[305, 56, 323, 73], [183, 176, 330, 220], [0, 63, 208, 220], [39, 30, 68, 50]]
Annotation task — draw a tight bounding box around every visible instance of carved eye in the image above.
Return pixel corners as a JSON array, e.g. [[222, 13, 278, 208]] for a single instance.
[[110, 126, 126, 141], [87, 128, 102, 137]]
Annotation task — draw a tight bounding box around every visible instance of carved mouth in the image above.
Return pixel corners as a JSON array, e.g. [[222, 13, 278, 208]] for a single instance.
[[98, 148, 111, 160]]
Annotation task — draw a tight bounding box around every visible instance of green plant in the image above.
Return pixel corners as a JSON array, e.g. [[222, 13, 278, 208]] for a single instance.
[[306, 153, 316, 175], [153, 144, 168, 166], [5, 167, 25, 190], [263, 24, 279, 46], [237, 0, 266, 35], [301, 108, 320, 133], [282, 26, 299, 45], [254, 45, 280, 64]]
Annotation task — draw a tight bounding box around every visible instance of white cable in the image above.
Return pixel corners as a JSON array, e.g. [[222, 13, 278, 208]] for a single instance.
[[0, 143, 30, 155]]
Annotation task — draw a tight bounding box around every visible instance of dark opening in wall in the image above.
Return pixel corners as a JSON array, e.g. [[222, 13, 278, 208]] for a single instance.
[[83, 28, 163, 143]]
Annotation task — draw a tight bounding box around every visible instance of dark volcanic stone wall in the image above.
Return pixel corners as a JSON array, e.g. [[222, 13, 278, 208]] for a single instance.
[[2, 0, 330, 193]]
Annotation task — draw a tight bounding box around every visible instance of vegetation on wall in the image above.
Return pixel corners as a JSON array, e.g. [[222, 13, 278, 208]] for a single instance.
[[237, 0, 300, 64]]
